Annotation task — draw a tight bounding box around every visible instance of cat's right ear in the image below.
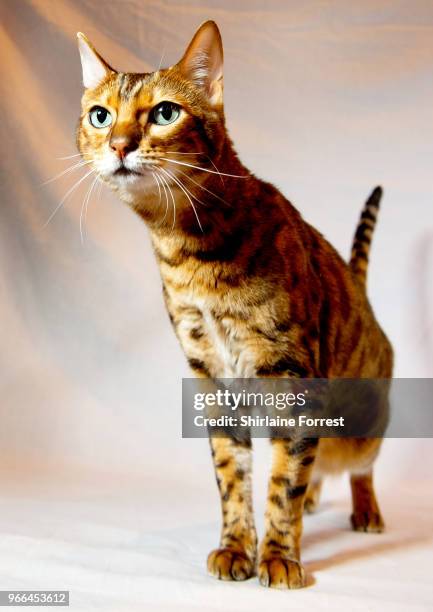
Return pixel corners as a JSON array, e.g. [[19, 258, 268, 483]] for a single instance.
[[77, 33, 114, 89], [177, 21, 224, 106]]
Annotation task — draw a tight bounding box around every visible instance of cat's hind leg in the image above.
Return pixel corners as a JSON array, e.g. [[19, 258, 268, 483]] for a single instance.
[[350, 470, 384, 533]]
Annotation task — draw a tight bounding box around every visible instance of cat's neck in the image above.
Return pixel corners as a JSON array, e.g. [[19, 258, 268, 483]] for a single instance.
[[143, 136, 260, 253]]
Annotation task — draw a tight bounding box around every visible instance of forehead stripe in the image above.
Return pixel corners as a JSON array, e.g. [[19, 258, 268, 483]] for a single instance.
[[117, 73, 127, 95], [129, 78, 144, 98], [118, 73, 145, 100]]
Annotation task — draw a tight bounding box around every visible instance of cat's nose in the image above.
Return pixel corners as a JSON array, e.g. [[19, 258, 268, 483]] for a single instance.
[[110, 137, 138, 159]]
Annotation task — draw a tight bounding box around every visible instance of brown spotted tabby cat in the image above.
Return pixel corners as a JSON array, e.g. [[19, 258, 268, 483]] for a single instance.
[[76, 21, 393, 589]]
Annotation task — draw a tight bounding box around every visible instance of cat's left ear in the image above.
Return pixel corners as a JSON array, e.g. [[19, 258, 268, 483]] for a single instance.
[[77, 33, 115, 89], [177, 20, 223, 106]]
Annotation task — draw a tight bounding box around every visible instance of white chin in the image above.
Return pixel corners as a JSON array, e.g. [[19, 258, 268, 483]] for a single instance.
[[113, 171, 154, 192]]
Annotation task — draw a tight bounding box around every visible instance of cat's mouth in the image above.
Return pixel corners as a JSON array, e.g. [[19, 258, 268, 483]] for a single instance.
[[114, 167, 142, 177]]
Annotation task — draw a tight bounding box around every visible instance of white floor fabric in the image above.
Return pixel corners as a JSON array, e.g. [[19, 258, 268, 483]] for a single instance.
[[0, 450, 432, 612]]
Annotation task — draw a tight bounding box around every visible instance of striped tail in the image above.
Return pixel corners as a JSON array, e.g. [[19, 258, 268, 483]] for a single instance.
[[349, 186, 383, 287]]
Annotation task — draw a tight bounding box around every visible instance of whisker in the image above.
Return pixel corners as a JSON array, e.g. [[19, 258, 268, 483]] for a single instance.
[[152, 171, 170, 226], [43, 168, 95, 228], [41, 159, 91, 186], [163, 151, 206, 155], [159, 157, 247, 179], [57, 153, 82, 160], [163, 167, 208, 210], [175, 168, 231, 208], [160, 167, 203, 234], [80, 174, 99, 244], [96, 176, 103, 204], [163, 151, 225, 185], [201, 156, 225, 186], [134, 152, 224, 184], [157, 169, 176, 231], [79, 184, 90, 245], [151, 171, 162, 206], [157, 46, 166, 71], [155, 169, 170, 225]]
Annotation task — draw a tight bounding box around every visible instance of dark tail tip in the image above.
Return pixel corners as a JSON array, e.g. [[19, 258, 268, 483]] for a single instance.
[[367, 186, 383, 208], [349, 185, 384, 288]]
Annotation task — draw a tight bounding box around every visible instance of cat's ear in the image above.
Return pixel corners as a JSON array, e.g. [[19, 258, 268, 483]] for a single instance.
[[77, 33, 114, 89], [177, 21, 223, 106]]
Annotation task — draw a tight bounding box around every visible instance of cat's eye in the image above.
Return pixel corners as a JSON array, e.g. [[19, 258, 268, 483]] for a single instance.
[[150, 102, 180, 126], [89, 106, 112, 128]]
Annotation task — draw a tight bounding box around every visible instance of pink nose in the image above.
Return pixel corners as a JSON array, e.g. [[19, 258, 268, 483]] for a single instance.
[[110, 138, 138, 159]]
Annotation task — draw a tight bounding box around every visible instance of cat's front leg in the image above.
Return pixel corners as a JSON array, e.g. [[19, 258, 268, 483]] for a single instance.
[[207, 436, 257, 581], [258, 437, 318, 589]]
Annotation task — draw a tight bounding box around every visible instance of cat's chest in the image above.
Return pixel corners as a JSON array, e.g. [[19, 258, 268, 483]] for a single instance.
[[168, 290, 256, 378], [200, 303, 254, 378]]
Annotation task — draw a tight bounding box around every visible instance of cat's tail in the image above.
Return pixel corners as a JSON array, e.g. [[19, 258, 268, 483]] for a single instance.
[[349, 186, 383, 287]]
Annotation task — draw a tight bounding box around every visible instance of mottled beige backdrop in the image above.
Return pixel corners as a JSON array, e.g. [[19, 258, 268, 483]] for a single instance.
[[0, 3, 432, 608]]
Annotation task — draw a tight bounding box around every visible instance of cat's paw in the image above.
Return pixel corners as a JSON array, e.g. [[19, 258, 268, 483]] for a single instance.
[[351, 510, 385, 533], [304, 479, 322, 514], [304, 496, 319, 514], [258, 557, 305, 589], [207, 548, 255, 581]]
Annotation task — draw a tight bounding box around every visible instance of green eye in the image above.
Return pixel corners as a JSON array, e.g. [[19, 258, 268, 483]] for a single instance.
[[89, 106, 112, 128], [151, 102, 180, 126]]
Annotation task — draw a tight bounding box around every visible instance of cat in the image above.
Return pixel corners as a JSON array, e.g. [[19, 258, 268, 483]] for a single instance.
[[76, 20, 393, 589]]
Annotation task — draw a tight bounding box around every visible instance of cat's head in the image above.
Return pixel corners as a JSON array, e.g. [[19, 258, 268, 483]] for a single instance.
[[76, 21, 226, 222]]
